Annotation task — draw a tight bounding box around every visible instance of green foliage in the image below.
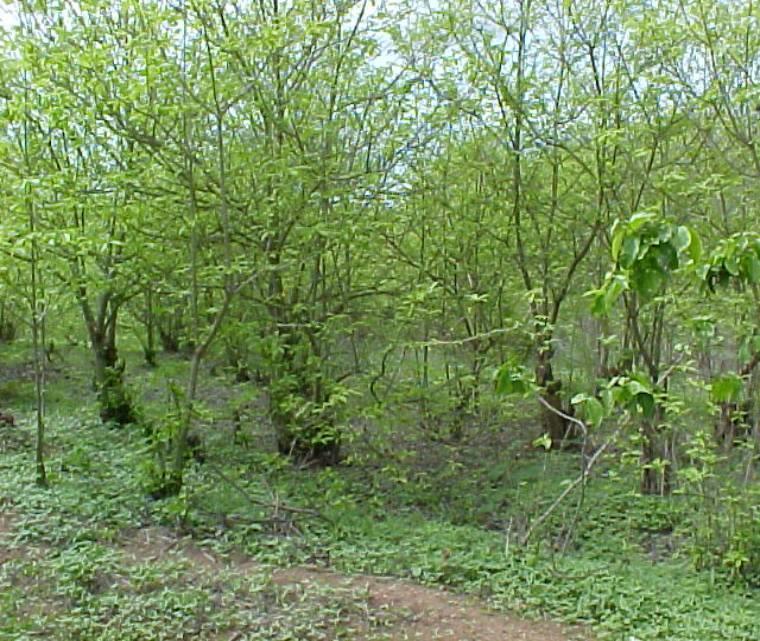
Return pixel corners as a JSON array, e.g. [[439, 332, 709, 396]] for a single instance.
[[1, 389, 760, 641], [494, 360, 534, 396], [608, 374, 658, 419], [593, 213, 701, 314], [570, 393, 604, 428], [710, 373, 744, 404], [96, 364, 138, 427], [700, 232, 760, 292], [675, 430, 760, 587], [307, 513, 760, 641], [2, 1, 760, 640]]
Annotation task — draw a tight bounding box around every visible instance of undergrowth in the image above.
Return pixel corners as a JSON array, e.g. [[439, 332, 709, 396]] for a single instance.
[[1, 410, 759, 641]]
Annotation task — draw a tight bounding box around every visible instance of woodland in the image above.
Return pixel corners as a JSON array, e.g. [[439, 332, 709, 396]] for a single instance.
[[0, 0, 759, 639]]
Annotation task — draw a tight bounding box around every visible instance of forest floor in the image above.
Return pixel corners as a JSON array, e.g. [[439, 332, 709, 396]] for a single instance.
[[0, 513, 584, 641], [1, 344, 759, 640]]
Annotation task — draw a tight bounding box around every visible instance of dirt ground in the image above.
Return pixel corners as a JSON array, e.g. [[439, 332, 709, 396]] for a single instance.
[[271, 565, 587, 641], [1, 513, 591, 641], [117, 527, 590, 641]]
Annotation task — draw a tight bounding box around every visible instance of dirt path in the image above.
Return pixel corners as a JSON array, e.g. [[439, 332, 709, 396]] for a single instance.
[[2, 516, 590, 640], [271, 565, 586, 641], [118, 527, 590, 641]]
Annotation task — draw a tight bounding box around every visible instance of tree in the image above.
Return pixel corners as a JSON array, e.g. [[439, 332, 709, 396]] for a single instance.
[[591, 213, 701, 494]]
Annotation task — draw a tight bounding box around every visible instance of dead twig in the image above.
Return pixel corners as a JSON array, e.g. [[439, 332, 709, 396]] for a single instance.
[[521, 399, 623, 546]]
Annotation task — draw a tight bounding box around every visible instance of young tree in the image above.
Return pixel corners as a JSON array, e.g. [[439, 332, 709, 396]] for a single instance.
[[591, 213, 702, 494]]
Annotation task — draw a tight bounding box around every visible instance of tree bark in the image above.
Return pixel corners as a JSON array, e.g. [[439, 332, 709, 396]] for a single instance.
[[270, 328, 341, 466], [535, 345, 575, 448], [639, 405, 671, 495], [80, 292, 135, 426]]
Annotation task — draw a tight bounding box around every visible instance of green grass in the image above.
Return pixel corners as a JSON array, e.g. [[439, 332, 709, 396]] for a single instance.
[[0, 416, 407, 641], [1, 338, 759, 641], [0, 537, 399, 640], [231, 464, 759, 641]]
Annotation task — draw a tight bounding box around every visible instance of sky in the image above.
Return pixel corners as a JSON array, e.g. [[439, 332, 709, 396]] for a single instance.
[[0, 4, 13, 28]]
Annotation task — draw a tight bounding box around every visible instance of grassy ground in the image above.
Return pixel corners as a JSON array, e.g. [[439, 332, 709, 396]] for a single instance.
[[1, 341, 759, 640]]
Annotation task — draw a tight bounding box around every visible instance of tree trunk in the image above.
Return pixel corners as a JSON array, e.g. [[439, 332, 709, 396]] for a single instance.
[[716, 401, 738, 451], [0, 302, 16, 342], [89, 325, 134, 426], [270, 328, 341, 466], [535, 348, 575, 448], [142, 288, 157, 367], [639, 408, 671, 495]]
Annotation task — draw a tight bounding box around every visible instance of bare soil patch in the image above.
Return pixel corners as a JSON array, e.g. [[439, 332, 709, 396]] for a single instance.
[[119, 525, 222, 569], [119, 527, 588, 641], [3, 517, 591, 641], [272, 566, 587, 641]]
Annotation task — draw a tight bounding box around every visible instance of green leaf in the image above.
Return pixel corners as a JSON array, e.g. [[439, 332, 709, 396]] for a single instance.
[[611, 226, 625, 262], [628, 211, 656, 231], [605, 273, 627, 305], [672, 226, 691, 252], [599, 388, 615, 412], [625, 380, 651, 397], [619, 235, 640, 269], [687, 229, 702, 262], [495, 363, 532, 396], [582, 397, 605, 428], [532, 433, 552, 450], [612, 384, 633, 406], [651, 242, 679, 272], [724, 253, 740, 276], [635, 392, 656, 418], [590, 274, 628, 316], [630, 263, 665, 300], [590, 289, 608, 317]]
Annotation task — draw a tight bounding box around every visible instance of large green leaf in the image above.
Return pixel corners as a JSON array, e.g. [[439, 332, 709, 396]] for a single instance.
[[625, 379, 652, 397], [583, 396, 605, 428], [619, 235, 640, 269], [724, 252, 741, 276], [650, 242, 679, 272], [628, 211, 656, 231], [635, 392, 656, 418], [611, 224, 625, 262], [630, 262, 665, 300], [687, 229, 702, 262], [672, 226, 691, 252], [589, 274, 628, 316], [604, 274, 627, 307]]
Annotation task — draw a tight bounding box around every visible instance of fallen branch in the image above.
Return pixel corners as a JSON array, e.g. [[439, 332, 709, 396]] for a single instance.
[[536, 395, 588, 452], [520, 399, 623, 546]]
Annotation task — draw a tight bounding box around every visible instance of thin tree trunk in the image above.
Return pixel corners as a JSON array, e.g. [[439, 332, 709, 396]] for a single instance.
[[22, 15, 47, 486]]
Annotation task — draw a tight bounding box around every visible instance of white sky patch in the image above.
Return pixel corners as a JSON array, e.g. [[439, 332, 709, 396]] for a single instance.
[[0, 2, 17, 26]]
